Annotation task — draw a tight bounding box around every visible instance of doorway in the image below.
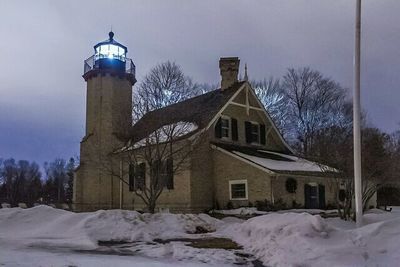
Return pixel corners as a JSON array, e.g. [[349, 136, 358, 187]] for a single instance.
[[304, 183, 325, 209]]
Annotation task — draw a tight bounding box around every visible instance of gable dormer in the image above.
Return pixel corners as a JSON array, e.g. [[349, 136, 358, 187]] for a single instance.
[[210, 59, 292, 154]]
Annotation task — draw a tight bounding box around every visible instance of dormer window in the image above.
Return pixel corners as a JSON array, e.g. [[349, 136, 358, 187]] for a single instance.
[[245, 121, 266, 145], [250, 122, 260, 144], [221, 117, 231, 139], [215, 116, 238, 141]]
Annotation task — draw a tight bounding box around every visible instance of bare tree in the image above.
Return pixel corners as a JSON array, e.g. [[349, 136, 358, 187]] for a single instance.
[[90, 61, 207, 213], [44, 158, 76, 204], [314, 125, 395, 220], [282, 67, 347, 156], [0, 159, 42, 206], [120, 122, 204, 213], [92, 119, 205, 213], [252, 77, 289, 136], [132, 61, 202, 122]]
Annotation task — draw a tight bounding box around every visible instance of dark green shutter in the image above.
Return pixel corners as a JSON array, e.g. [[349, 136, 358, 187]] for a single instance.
[[129, 164, 135, 191], [136, 163, 146, 190], [304, 184, 311, 208], [151, 160, 160, 190], [318, 184, 326, 209], [231, 118, 238, 141], [260, 124, 266, 145], [215, 118, 222, 138], [166, 158, 174, 190], [245, 121, 252, 143]]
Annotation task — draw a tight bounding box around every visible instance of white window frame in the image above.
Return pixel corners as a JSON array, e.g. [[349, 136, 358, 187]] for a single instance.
[[229, 179, 248, 200], [220, 115, 231, 140], [250, 121, 260, 144]]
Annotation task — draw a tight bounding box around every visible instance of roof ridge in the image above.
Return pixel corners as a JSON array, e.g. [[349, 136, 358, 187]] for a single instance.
[[128, 81, 245, 143], [138, 81, 245, 119]]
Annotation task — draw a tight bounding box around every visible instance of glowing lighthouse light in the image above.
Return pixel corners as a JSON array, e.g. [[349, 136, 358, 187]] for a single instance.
[[94, 31, 127, 62]]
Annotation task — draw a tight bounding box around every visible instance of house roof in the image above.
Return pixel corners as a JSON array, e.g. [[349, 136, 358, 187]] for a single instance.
[[129, 81, 246, 143], [213, 143, 337, 177]]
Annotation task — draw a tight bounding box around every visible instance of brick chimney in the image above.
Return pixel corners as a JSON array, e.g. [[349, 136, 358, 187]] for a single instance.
[[219, 57, 240, 90]]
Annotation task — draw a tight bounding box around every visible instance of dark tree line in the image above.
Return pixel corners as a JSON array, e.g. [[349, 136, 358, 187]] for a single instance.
[[0, 157, 75, 206]]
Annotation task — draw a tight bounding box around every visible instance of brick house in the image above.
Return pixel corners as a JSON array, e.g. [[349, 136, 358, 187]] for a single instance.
[[73, 33, 341, 212]]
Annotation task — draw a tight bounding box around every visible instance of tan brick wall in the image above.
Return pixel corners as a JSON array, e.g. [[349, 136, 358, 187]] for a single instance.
[[73, 73, 132, 211], [189, 139, 215, 211], [117, 141, 194, 213], [120, 167, 193, 212], [271, 175, 337, 208], [213, 148, 273, 209]]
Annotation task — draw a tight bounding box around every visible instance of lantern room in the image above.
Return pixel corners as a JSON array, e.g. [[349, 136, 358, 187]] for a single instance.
[[93, 31, 127, 71], [83, 31, 136, 84]]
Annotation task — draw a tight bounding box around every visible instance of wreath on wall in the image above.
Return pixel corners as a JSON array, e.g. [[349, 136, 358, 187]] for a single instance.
[[285, 178, 297, 193]]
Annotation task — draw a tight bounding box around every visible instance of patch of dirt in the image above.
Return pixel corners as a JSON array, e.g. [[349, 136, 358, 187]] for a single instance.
[[191, 225, 214, 234], [154, 237, 242, 250], [91, 238, 266, 266]]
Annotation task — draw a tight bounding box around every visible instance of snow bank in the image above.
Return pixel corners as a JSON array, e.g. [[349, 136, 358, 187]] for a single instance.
[[225, 212, 400, 267], [211, 207, 337, 216], [0, 206, 220, 250], [211, 207, 267, 216], [2, 206, 400, 266]]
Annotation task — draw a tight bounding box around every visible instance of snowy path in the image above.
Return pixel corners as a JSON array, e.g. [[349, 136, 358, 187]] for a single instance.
[[0, 243, 234, 267], [1, 206, 400, 266]]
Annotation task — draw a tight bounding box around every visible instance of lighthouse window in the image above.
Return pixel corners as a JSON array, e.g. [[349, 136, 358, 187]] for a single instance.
[[96, 44, 125, 61]]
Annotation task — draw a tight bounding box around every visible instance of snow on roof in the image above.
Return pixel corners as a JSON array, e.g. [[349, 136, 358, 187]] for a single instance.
[[119, 121, 198, 151], [232, 150, 331, 173]]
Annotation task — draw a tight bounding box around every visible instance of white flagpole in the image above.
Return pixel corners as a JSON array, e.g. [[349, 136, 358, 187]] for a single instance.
[[353, 0, 363, 227]]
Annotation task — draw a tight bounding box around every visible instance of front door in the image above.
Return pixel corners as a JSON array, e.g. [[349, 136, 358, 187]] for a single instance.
[[304, 184, 319, 209]]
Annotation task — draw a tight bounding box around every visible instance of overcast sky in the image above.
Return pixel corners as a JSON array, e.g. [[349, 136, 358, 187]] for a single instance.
[[0, 0, 399, 165]]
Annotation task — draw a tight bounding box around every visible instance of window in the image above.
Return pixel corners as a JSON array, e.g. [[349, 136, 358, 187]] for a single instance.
[[245, 121, 266, 145], [221, 117, 230, 138], [152, 158, 174, 190], [250, 123, 260, 144], [129, 163, 146, 191], [215, 116, 238, 141], [229, 180, 248, 200]]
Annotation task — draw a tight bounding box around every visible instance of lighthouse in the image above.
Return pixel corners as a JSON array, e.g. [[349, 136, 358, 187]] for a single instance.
[[74, 32, 136, 211]]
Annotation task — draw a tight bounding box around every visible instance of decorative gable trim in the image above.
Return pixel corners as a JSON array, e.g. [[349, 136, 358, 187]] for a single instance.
[[244, 83, 294, 154], [206, 82, 294, 154], [205, 83, 247, 131], [230, 101, 264, 111]]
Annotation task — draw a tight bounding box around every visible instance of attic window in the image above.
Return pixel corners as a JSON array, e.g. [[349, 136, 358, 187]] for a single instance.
[[245, 121, 266, 145], [215, 116, 238, 141], [221, 117, 230, 139], [250, 122, 260, 144]]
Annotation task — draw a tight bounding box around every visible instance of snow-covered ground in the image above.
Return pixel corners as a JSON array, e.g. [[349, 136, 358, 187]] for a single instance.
[[1, 206, 400, 267]]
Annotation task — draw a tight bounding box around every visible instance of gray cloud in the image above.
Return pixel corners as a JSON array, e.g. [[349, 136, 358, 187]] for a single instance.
[[0, 0, 399, 163]]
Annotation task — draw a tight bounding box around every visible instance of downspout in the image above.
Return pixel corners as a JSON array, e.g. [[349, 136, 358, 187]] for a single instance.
[[271, 176, 276, 205], [119, 160, 123, 209]]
